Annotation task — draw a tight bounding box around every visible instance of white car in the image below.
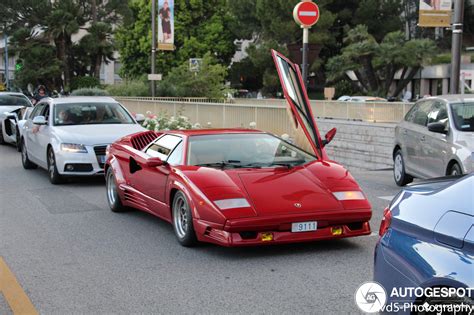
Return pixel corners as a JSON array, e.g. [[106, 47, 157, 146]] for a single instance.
[[337, 96, 387, 102], [20, 97, 146, 184], [0, 92, 33, 149]]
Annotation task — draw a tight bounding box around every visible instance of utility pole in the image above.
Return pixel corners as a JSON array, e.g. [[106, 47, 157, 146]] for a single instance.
[[450, 0, 465, 94], [151, 0, 157, 98], [4, 33, 9, 90]]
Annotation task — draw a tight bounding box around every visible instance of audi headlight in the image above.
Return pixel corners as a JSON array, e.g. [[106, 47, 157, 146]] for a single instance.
[[332, 191, 366, 201], [213, 198, 250, 210], [60, 143, 88, 153]]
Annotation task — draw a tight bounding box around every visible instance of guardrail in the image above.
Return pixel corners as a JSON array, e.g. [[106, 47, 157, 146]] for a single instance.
[[116, 97, 235, 104], [116, 97, 413, 135]]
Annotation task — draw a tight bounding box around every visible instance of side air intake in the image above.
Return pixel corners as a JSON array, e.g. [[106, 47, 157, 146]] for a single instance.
[[130, 131, 160, 151]]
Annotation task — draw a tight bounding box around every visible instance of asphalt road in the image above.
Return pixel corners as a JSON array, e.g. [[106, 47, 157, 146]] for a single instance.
[[0, 143, 403, 314]]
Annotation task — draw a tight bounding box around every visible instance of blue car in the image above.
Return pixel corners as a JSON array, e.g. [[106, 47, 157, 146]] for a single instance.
[[374, 175, 473, 314]]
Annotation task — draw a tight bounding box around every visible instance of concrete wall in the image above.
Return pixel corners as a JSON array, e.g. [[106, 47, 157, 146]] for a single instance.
[[317, 119, 395, 171]]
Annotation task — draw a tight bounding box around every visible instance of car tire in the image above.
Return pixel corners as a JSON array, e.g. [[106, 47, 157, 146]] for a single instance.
[[106, 167, 127, 213], [47, 147, 63, 185], [393, 149, 413, 186], [448, 163, 462, 176], [172, 191, 198, 247], [0, 125, 5, 145], [21, 139, 37, 169], [16, 127, 21, 152]]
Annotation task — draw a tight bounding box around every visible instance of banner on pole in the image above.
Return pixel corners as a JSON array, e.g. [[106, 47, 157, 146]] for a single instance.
[[158, 0, 175, 50], [419, 0, 452, 27]]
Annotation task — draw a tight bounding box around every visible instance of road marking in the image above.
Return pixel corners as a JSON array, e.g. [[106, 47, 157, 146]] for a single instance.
[[378, 196, 395, 201], [0, 257, 38, 315]]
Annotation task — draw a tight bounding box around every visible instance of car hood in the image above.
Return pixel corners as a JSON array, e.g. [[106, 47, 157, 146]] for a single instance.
[[237, 168, 344, 216], [54, 124, 146, 146], [180, 161, 370, 218]]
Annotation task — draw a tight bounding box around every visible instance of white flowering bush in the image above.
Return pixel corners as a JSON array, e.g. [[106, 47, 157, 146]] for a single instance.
[[142, 111, 193, 131]]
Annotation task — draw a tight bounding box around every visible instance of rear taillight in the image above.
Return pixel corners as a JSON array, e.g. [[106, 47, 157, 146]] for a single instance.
[[379, 207, 392, 236]]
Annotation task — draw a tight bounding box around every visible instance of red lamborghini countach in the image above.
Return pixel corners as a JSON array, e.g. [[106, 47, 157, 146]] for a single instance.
[[104, 50, 371, 246]]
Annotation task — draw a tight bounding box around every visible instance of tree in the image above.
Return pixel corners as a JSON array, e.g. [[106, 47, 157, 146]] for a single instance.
[[45, 0, 83, 89], [80, 22, 115, 78], [1, 0, 130, 90], [116, 0, 238, 79], [159, 54, 228, 98], [228, 0, 336, 94], [9, 28, 62, 89], [353, 0, 403, 41], [326, 25, 437, 97]]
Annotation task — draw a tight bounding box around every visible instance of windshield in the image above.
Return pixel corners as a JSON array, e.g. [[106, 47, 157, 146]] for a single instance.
[[451, 102, 474, 132], [188, 133, 316, 168], [53, 102, 135, 126], [0, 94, 32, 107]]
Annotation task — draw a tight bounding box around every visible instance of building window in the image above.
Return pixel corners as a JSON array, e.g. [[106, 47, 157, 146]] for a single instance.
[[113, 62, 121, 75], [235, 41, 243, 52]]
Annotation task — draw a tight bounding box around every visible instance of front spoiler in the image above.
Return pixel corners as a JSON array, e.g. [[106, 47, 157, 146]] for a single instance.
[[193, 219, 371, 247]]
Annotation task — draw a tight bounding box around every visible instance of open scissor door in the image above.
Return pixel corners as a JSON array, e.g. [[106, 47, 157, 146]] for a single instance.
[[271, 49, 323, 159]]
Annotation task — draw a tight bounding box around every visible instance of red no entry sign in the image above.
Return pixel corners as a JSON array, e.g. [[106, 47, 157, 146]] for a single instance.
[[293, 1, 320, 28]]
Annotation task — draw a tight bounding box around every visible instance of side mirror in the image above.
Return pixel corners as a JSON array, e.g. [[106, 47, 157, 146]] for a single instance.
[[322, 128, 337, 146], [135, 113, 145, 124], [146, 157, 165, 167], [32, 116, 47, 125], [427, 122, 447, 134]]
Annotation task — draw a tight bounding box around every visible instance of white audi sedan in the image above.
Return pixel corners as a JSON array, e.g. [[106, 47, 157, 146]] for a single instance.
[[20, 97, 145, 184]]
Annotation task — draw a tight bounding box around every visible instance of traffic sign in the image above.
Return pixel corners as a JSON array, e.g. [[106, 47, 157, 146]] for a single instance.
[[148, 74, 162, 81], [293, 1, 320, 28]]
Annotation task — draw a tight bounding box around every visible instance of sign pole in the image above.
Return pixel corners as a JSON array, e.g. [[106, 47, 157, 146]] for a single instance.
[[302, 27, 309, 89], [450, 0, 465, 94], [151, 0, 157, 98], [293, 1, 319, 90], [4, 33, 9, 90]]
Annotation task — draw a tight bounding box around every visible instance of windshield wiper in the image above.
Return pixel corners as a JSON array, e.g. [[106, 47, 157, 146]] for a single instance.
[[196, 160, 244, 169], [269, 159, 306, 168]]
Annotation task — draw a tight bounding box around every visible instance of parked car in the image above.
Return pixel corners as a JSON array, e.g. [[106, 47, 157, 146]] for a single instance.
[[374, 175, 473, 314], [20, 96, 145, 184], [337, 96, 387, 102], [0, 92, 33, 149], [393, 95, 474, 186], [104, 50, 372, 247]]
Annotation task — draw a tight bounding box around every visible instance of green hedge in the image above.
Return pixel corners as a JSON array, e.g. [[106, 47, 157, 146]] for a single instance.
[[105, 81, 150, 96], [70, 76, 101, 91], [70, 88, 110, 96]]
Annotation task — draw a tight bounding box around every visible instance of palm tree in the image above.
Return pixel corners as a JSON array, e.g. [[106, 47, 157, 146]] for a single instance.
[[45, 0, 83, 89], [80, 22, 115, 78]]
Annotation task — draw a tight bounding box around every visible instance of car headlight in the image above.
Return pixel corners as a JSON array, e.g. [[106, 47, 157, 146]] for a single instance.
[[332, 191, 366, 201], [60, 143, 88, 153], [213, 198, 250, 210]]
